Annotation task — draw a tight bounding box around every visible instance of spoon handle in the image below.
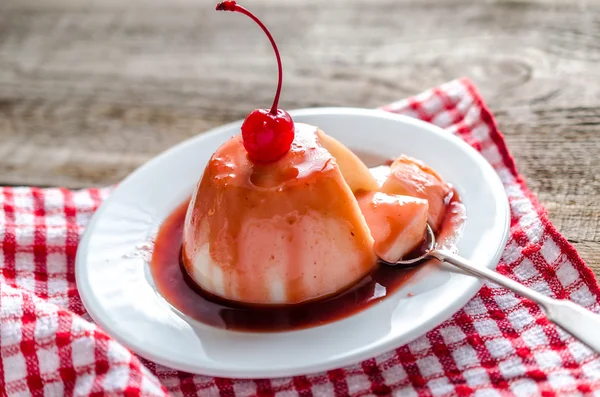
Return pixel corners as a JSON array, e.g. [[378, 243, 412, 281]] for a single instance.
[[433, 249, 600, 353]]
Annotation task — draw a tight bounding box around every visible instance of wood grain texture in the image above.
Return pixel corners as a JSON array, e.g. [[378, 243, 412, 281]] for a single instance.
[[0, 0, 599, 277]]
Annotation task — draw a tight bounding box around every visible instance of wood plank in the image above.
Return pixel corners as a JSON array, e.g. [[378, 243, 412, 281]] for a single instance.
[[0, 0, 598, 278]]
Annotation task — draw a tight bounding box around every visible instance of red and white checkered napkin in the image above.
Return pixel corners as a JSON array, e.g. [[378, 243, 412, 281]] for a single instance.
[[2, 78, 600, 396]]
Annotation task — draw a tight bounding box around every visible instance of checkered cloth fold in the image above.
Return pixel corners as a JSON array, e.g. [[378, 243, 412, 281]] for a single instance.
[[1, 78, 600, 396]]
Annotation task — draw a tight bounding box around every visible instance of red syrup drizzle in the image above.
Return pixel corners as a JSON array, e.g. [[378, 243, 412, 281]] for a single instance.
[[149, 186, 465, 332]]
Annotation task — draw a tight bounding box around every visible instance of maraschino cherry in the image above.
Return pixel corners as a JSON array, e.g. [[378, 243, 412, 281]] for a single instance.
[[216, 1, 295, 163]]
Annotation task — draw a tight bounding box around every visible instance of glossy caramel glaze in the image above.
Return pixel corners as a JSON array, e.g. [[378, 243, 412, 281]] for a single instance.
[[182, 123, 376, 304]]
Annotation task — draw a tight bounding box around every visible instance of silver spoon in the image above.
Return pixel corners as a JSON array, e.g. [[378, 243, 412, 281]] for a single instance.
[[380, 224, 600, 353]]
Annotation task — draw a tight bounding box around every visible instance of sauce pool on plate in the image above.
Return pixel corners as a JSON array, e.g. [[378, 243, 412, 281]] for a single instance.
[[149, 158, 465, 332]]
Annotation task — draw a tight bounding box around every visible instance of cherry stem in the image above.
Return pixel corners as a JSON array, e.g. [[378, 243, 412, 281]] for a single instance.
[[216, 1, 283, 115]]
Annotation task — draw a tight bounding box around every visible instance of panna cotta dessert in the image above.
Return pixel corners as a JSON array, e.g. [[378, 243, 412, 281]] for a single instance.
[[182, 124, 379, 304], [176, 0, 454, 306]]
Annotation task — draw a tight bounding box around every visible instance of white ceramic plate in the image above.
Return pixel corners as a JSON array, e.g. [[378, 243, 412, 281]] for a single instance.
[[76, 108, 510, 378]]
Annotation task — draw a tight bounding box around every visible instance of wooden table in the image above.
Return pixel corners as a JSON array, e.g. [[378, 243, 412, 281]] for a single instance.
[[1, 0, 598, 277]]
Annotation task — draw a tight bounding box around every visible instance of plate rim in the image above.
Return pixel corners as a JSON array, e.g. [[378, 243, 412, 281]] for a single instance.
[[76, 107, 510, 378]]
